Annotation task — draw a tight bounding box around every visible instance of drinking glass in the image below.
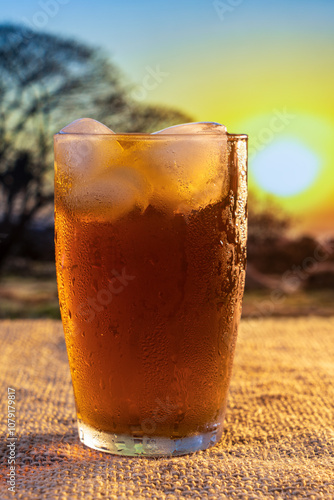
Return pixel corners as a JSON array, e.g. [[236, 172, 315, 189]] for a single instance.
[[54, 127, 247, 456]]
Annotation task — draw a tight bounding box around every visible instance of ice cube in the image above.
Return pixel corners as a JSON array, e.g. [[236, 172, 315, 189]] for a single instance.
[[153, 122, 227, 135], [141, 124, 228, 213], [66, 166, 152, 222], [60, 118, 114, 135], [55, 120, 123, 183]]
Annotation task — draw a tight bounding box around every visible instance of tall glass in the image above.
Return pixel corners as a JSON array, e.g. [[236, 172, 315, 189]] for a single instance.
[[54, 130, 247, 456]]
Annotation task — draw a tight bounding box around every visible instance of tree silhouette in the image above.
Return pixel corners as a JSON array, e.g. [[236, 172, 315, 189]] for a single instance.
[[0, 24, 192, 268], [247, 190, 291, 243]]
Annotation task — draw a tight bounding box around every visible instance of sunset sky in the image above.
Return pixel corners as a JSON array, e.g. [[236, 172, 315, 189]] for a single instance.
[[1, 0, 334, 236]]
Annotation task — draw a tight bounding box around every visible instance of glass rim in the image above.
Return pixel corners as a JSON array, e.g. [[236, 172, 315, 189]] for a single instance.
[[54, 132, 247, 140]]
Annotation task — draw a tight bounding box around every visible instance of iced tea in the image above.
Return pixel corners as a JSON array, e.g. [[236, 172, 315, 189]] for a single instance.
[[54, 121, 247, 456]]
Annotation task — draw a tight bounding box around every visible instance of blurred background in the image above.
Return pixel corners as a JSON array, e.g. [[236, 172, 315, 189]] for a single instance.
[[0, 0, 333, 319]]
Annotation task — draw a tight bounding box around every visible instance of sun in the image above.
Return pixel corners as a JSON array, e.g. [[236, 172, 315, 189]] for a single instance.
[[252, 138, 321, 197], [231, 112, 334, 225]]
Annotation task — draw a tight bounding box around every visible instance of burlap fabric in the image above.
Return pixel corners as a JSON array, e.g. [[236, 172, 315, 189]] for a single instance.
[[0, 317, 333, 500]]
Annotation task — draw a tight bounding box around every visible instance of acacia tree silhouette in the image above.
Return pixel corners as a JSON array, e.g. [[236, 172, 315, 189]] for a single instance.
[[247, 190, 291, 243], [0, 24, 191, 268]]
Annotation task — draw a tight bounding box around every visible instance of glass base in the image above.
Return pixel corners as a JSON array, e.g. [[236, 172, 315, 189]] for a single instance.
[[78, 419, 223, 457]]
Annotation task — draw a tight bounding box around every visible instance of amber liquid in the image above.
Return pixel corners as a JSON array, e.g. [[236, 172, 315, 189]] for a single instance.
[[55, 194, 246, 438]]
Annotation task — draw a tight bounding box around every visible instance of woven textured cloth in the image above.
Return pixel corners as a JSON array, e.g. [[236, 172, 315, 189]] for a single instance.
[[0, 317, 333, 500]]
